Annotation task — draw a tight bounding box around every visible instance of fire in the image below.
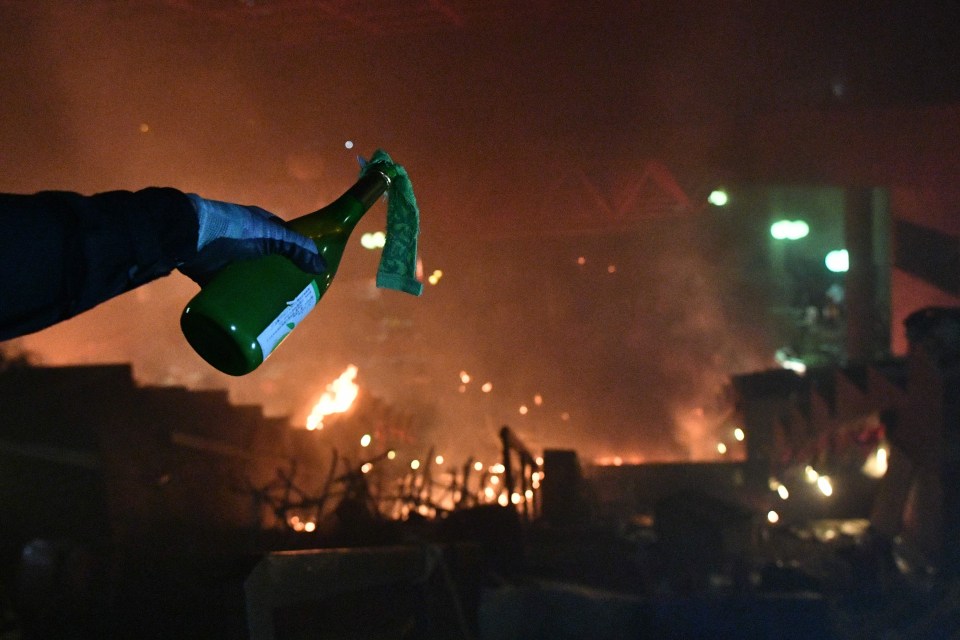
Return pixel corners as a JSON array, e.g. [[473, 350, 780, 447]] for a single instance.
[[305, 364, 360, 431]]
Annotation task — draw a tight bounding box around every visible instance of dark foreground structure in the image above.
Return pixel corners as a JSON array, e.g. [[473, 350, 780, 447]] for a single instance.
[[2, 306, 959, 639]]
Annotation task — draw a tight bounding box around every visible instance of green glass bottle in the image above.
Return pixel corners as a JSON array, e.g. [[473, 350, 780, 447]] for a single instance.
[[181, 168, 391, 376]]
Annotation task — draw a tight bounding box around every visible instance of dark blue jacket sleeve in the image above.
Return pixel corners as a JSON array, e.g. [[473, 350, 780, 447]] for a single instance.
[[0, 187, 198, 340]]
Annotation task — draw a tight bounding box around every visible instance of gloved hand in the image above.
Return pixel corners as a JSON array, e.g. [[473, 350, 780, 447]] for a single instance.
[[178, 194, 326, 285]]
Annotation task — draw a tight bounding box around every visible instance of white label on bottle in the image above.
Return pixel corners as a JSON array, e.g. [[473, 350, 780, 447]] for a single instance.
[[256, 281, 320, 358]]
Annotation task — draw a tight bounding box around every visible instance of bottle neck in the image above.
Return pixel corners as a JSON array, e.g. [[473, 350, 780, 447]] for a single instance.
[[288, 169, 389, 238], [349, 167, 391, 209]]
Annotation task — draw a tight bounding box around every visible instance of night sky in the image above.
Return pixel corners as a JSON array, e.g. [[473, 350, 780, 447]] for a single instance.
[[1, 1, 958, 463]]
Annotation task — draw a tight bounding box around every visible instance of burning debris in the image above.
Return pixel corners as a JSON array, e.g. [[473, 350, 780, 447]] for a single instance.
[[305, 364, 360, 431]]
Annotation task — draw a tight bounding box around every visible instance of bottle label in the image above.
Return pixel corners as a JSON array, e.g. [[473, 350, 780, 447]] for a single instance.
[[256, 281, 320, 358]]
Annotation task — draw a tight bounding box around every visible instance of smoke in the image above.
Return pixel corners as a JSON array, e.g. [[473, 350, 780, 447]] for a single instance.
[[1, 1, 780, 468]]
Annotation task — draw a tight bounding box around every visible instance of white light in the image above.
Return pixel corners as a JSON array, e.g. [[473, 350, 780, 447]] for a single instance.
[[474, 461, 484, 472], [519, 405, 528, 415], [717, 442, 728, 455], [708, 189, 729, 206], [825, 249, 849, 273], [435, 455, 444, 465], [782, 359, 806, 374], [767, 510, 780, 524], [360, 434, 372, 447], [776, 349, 807, 374], [387, 450, 397, 460], [344, 140, 354, 149], [770, 219, 810, 241], [817, 475, 834, 497], [361, 463, 373, 473], [304, 521, 316, 532], [511, 493, 522, 505], [481, 382, 493, 393], [734, 428, 745, 442], [410, 459, 420, 470], [777, 485, 790, 500], [804, 465, 819, 483], [360, 231, 386, 250]]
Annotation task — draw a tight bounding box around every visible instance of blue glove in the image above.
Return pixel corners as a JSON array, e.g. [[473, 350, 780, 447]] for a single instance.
[[178, 194, 326, 285]]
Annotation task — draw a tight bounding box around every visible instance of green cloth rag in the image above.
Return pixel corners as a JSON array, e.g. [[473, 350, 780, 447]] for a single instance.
[[360, 149, 423, 296]]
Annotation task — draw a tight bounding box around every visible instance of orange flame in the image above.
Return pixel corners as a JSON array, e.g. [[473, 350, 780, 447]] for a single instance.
[[306, 364, 360, 431]]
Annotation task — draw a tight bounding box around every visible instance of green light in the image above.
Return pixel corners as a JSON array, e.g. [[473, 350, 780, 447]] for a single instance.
[[770, 219, 809, 240], [825, 249, 849, 273], [707, 189, 729, 206]]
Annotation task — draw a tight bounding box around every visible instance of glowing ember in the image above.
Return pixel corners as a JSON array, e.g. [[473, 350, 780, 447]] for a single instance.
[[817, 476, 834, 497], [862, 442, 889, 479], [306, 365, 360, 431], [594, 455, 645, 466]]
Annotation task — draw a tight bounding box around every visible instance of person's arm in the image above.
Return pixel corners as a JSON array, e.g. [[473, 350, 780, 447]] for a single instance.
[[0, 187, 196, 340], [0, 187, 324, 340]]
